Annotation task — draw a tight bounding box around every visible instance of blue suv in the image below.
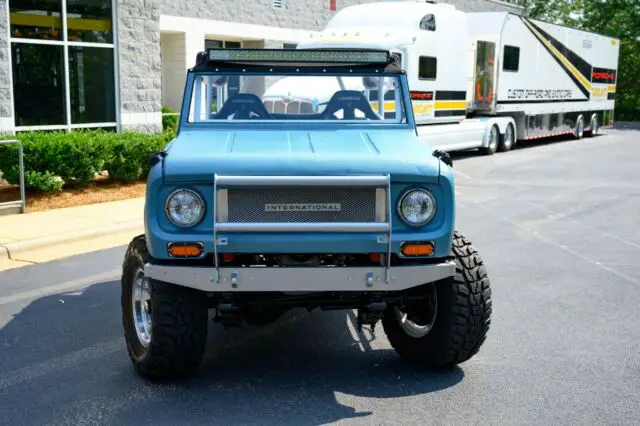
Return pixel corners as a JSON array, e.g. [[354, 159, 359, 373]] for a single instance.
[[121, 48, 492, 380]]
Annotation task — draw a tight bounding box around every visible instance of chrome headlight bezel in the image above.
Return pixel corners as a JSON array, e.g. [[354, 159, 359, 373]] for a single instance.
[[397, 188, 437, 227], [165, 189, 205, 228]]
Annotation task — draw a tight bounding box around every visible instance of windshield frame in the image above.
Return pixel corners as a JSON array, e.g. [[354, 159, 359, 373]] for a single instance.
[[177, 68, 415, 133]]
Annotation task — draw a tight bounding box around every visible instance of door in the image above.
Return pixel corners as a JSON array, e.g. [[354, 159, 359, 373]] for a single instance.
[[473, 41, 496, 111]]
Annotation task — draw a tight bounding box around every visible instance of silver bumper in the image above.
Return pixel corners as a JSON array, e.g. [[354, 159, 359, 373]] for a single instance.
[[144, 261, 455, 292]]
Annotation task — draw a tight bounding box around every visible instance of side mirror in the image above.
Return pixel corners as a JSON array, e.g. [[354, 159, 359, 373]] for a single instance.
[[432, 149, 453, 168]]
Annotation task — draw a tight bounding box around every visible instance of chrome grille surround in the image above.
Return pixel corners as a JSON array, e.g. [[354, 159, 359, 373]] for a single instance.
[[212, 174, 393, 284]]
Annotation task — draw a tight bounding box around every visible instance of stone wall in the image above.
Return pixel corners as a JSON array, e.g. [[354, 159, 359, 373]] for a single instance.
[[116, 0, 163, 132], [0, 1, 14, 134]]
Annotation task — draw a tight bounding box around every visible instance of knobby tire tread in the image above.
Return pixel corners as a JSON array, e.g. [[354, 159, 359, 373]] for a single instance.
[[383, 230, 492, 368], [121, 235, 208, 381]]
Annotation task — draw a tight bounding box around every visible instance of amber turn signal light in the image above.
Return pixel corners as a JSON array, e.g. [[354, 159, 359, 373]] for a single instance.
[[400, 242, 434, 256], [168, 242, 204, 257]]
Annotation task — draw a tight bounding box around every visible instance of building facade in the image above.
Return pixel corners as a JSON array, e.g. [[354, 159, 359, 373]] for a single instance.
[[1, 0, 523, 134]]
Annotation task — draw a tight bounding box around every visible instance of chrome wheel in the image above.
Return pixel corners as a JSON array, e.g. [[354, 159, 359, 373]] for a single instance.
[[489, 126, 499, 151], [576, 116, 585, 138], [504, 124, 514, 149], [394, 283, 438, 338], [499, 123, 514, 152], [132, 268, 152, 347], [591, 116, 599, 136]]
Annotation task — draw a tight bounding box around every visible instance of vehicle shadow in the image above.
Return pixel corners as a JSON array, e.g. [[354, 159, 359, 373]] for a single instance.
[[0, 281, 464, 425]]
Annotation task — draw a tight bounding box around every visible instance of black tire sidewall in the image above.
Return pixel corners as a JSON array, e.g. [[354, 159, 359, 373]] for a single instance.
[[382, 274, 460, 365], [382, 231, 491, 368]]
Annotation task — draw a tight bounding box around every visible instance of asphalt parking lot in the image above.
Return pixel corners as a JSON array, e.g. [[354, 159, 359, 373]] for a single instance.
[[1, 128, 639, 425]]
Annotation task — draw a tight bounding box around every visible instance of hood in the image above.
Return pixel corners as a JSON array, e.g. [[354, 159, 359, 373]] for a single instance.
[[162, 128, 440, 184]]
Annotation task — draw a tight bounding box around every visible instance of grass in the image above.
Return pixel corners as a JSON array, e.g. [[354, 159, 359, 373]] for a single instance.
[[0, 176, 146, 212]]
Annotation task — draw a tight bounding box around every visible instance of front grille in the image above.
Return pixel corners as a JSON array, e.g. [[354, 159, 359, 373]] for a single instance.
[[226, 187, 377, 223]]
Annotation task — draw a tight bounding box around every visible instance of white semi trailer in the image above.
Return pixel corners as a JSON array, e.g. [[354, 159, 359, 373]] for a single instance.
[[263, 0, 620, 155]]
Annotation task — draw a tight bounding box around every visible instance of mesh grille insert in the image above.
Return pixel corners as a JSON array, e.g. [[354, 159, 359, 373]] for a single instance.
[[227, 187, 378, 223]]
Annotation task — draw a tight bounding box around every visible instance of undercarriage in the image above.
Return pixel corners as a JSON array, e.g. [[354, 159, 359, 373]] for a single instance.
[[160, 251, 448, 330], [209, 282, 439, 332], [122, 231, 491, 381]]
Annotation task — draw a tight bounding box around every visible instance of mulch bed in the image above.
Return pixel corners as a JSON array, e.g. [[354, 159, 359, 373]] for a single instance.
[[0, 177, 146, 213]]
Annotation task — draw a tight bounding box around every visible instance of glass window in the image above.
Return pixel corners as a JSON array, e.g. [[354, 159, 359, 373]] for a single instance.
[[66, 0, 114, 43], [419, 14, 436, 31], [8, 0, 117, 130], [188, 74, 406, 124], [9, 0, 63, 41], [418, 56, 437, 80], [205, 40, 223, 49], [503, 45, 520, 72], [11, 43, 66, 126], [68, 46, 116, 123], [205, 40, 241, 49], [224, 41, 241, 49]]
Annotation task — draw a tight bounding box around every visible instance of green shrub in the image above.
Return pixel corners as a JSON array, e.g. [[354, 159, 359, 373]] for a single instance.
[[162, 106, 179, 133], [104, 132, 169, 182], [0, 129, 175, 192], [23, 170, 65, 192]]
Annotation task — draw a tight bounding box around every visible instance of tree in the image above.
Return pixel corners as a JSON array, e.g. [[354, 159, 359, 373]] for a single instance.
[[506, 0, 640, 121]]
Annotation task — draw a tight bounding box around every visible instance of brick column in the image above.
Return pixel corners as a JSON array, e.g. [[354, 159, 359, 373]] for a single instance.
[[117, 0, 163, 132], [0, 1, 15, 135]]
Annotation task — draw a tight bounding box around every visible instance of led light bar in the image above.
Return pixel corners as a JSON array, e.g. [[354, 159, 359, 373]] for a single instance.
[[206, 48, 391, 64]]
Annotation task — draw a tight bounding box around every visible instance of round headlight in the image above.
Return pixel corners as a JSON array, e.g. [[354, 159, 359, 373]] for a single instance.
[[398, 189, 436, 227], [166, 189, 205, 227]]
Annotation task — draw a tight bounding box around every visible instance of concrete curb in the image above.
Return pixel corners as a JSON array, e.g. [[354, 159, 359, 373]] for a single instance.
[[1, 220, 144, 260]]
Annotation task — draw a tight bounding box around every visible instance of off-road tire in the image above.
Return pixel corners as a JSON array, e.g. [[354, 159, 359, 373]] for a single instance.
[[382, 230, 492, 368], [121, 235, 208, 380]]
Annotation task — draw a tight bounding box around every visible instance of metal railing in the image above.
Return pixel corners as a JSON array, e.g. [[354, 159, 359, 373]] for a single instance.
[[0, 139, 26, 214]]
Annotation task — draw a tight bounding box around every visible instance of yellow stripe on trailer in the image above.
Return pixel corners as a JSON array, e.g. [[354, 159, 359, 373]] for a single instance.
[[369, 101, 397, 112], [523, 19, 592, 91], [435, 101, 466, 110]]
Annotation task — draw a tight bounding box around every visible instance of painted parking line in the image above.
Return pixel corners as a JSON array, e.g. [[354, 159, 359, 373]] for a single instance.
[[452, 169, 473, 179]]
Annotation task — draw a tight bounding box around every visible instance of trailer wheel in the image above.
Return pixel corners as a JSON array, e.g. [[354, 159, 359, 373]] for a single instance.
[[588, 114, 599, 137], [480, 125, 498, 155], [498, 123, 515, 152], [574, 115, 585, 139]]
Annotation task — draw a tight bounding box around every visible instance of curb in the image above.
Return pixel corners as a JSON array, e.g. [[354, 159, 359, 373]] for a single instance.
[[1, 220, 144, 260]]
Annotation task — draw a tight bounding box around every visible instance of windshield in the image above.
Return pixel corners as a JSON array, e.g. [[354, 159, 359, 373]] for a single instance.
[[186, 73, 407, 124]]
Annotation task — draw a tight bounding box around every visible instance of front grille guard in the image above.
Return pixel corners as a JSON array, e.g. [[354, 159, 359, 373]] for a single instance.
[[212, 174, 393, 284]]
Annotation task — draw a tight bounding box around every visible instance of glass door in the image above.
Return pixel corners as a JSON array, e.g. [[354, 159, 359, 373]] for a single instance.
[[473, 41, 496, 111]]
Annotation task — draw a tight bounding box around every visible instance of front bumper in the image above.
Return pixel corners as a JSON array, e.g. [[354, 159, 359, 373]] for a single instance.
[[144, 261, 456, 292]]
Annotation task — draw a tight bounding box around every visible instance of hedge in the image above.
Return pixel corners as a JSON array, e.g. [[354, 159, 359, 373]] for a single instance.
[[0, 129, 176, 193]]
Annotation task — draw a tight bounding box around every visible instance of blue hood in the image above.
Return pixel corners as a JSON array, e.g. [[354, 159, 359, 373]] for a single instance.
[[162, 128, 441, 183]]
